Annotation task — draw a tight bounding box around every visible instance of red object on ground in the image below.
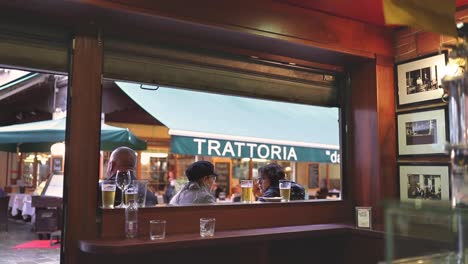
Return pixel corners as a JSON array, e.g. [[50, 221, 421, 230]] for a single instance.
[[13, 240, 60, 249]]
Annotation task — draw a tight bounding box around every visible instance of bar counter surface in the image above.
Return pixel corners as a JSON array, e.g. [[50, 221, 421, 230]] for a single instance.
[[79, 223, 385, 264]]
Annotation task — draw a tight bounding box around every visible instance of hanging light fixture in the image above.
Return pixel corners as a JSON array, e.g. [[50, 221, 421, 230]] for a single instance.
[[50, 142, 66, 156]]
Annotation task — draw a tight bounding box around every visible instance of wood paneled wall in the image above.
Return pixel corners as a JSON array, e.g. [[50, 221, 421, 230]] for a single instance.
[[0, 0, 393, 66], [80, 226, 385, 264], [100, 202, 351, 238], [348, 57, 396, 229], [395, 8, 468, 62], [0, 1, 398, 263]]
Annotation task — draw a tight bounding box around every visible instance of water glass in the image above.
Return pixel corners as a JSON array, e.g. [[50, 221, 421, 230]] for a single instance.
[[101, 180, 116, 209], [218, 192, 226, 201], [135, 180, 148, 207], [240, 180, 253, 203], [149, 220, 166, 240], [200, 218, 216, 238], [279, 180, 291, 202]]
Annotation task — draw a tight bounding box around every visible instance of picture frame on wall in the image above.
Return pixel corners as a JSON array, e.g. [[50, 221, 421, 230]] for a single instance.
[[399, 164, 450, 201], [397, 107, 448, 156], [355, 207, 372, 229], [396, 52, 447, 106]]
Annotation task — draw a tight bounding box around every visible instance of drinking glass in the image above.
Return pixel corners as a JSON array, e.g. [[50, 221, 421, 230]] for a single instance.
[[125, 180, 139, 206], [135, 180, 148, 207], [218, 191, 226, 201], [115, 169, 132, 208], [149, 220, 166, 240], [279, 180, 291, 202], [200, 218, 216, 238], [101, 180, 116, 209], [240, 180, 253, 203]]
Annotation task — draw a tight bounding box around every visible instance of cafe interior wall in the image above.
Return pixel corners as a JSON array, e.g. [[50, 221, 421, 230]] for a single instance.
[[394, 8, 468, 63], [0, 1, 399, 263]]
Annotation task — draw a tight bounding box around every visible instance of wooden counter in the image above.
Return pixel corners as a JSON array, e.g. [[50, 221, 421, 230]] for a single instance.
[[79, 224, 385, 264]]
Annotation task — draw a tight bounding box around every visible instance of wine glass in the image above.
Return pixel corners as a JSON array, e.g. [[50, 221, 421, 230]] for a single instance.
[[115, 169, 132, 208]]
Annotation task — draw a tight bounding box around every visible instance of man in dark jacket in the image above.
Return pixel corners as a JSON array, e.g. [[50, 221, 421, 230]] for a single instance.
[[256, 163, 305, 201]]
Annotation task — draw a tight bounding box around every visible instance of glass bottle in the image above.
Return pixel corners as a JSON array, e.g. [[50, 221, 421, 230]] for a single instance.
[[125, 199, 138, 238]]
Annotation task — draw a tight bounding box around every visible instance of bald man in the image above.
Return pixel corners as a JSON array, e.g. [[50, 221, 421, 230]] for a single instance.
[[106, 146, 137, 178], [101, 147, 157, 207]]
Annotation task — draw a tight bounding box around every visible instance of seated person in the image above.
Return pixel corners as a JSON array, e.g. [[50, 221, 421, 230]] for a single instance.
[[163, 171, 176, 203], [256, 163, 305, 201], [100, 146, 157, 207], [169, 161, 217, 205], [316, 187, 329, 199], [0, 186, 6, 198]]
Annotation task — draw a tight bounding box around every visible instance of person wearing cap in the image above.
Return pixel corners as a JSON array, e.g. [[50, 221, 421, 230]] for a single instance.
[[169, 160, 217, 205], [256, 163, 305, 201]]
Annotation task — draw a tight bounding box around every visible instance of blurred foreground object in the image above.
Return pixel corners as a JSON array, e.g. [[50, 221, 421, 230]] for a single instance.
[[383, 0, 457, 36]]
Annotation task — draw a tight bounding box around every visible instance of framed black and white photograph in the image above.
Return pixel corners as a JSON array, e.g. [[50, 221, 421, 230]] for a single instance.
[[397, 107, 447, 156], [396, 52, 447, 106], [399, 164, 450, 201]]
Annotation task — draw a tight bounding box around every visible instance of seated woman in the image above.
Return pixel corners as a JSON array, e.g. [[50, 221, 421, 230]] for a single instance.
[[257, 163, 305, 201], [169, 161, 217, 205]]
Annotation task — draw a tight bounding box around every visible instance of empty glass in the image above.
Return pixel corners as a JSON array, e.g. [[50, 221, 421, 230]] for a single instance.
[[115, 169, 132, 208], [149, 220, 166, 240], [200, 218, 216, 238], [135, 180, 148, 207], [218, 192, 226, 201]]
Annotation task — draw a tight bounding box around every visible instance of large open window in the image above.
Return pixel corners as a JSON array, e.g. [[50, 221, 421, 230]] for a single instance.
[[100, 37, 343, 206]]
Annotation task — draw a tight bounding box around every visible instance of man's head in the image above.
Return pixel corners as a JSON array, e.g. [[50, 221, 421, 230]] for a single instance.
[[106, 146, 137, 178], [257, 163, 285, 193]]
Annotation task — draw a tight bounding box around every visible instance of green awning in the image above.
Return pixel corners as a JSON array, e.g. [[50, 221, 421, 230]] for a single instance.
[[0, 72, 38, 92], [116, 82, 340, 163], [0, 118, 147, 152]]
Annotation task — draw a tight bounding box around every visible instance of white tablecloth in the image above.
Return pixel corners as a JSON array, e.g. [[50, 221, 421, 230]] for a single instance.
[[9, 194, 35, 222]]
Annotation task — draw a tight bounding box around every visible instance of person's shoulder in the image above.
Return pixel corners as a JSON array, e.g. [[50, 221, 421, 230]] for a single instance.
[[196, 191, 216, 203], [263, 187, 279, 197], [291, 181, 305, 190]]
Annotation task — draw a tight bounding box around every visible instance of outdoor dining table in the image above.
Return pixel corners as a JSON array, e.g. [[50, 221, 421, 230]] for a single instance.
[[9, 193, 35, 222]]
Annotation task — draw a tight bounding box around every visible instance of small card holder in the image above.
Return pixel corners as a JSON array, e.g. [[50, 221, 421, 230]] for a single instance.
[[355, 206, 372, 229]]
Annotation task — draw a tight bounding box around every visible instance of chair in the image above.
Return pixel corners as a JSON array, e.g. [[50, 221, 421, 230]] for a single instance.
[[0, 196, 10, 232]]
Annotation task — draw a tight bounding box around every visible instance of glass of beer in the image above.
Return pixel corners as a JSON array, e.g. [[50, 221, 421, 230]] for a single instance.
[[125, 180, 139, 205], [279, 180, 291, 202], [240, 180, 253, 203], [102, 180, 116, 209]]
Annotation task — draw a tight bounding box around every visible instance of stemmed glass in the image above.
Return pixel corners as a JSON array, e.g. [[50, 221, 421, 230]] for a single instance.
[[115, 169, 132, 208]]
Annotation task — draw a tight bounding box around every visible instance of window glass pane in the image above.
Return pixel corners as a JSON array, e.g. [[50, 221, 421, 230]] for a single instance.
[[101, 79, 342, 206]]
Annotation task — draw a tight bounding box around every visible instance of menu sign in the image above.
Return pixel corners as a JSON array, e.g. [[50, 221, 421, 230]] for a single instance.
[[214, 162, 230, 194], [43, 174, 64, 198], [308, 163, 319, 188], [52, 157, 63, 174]]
